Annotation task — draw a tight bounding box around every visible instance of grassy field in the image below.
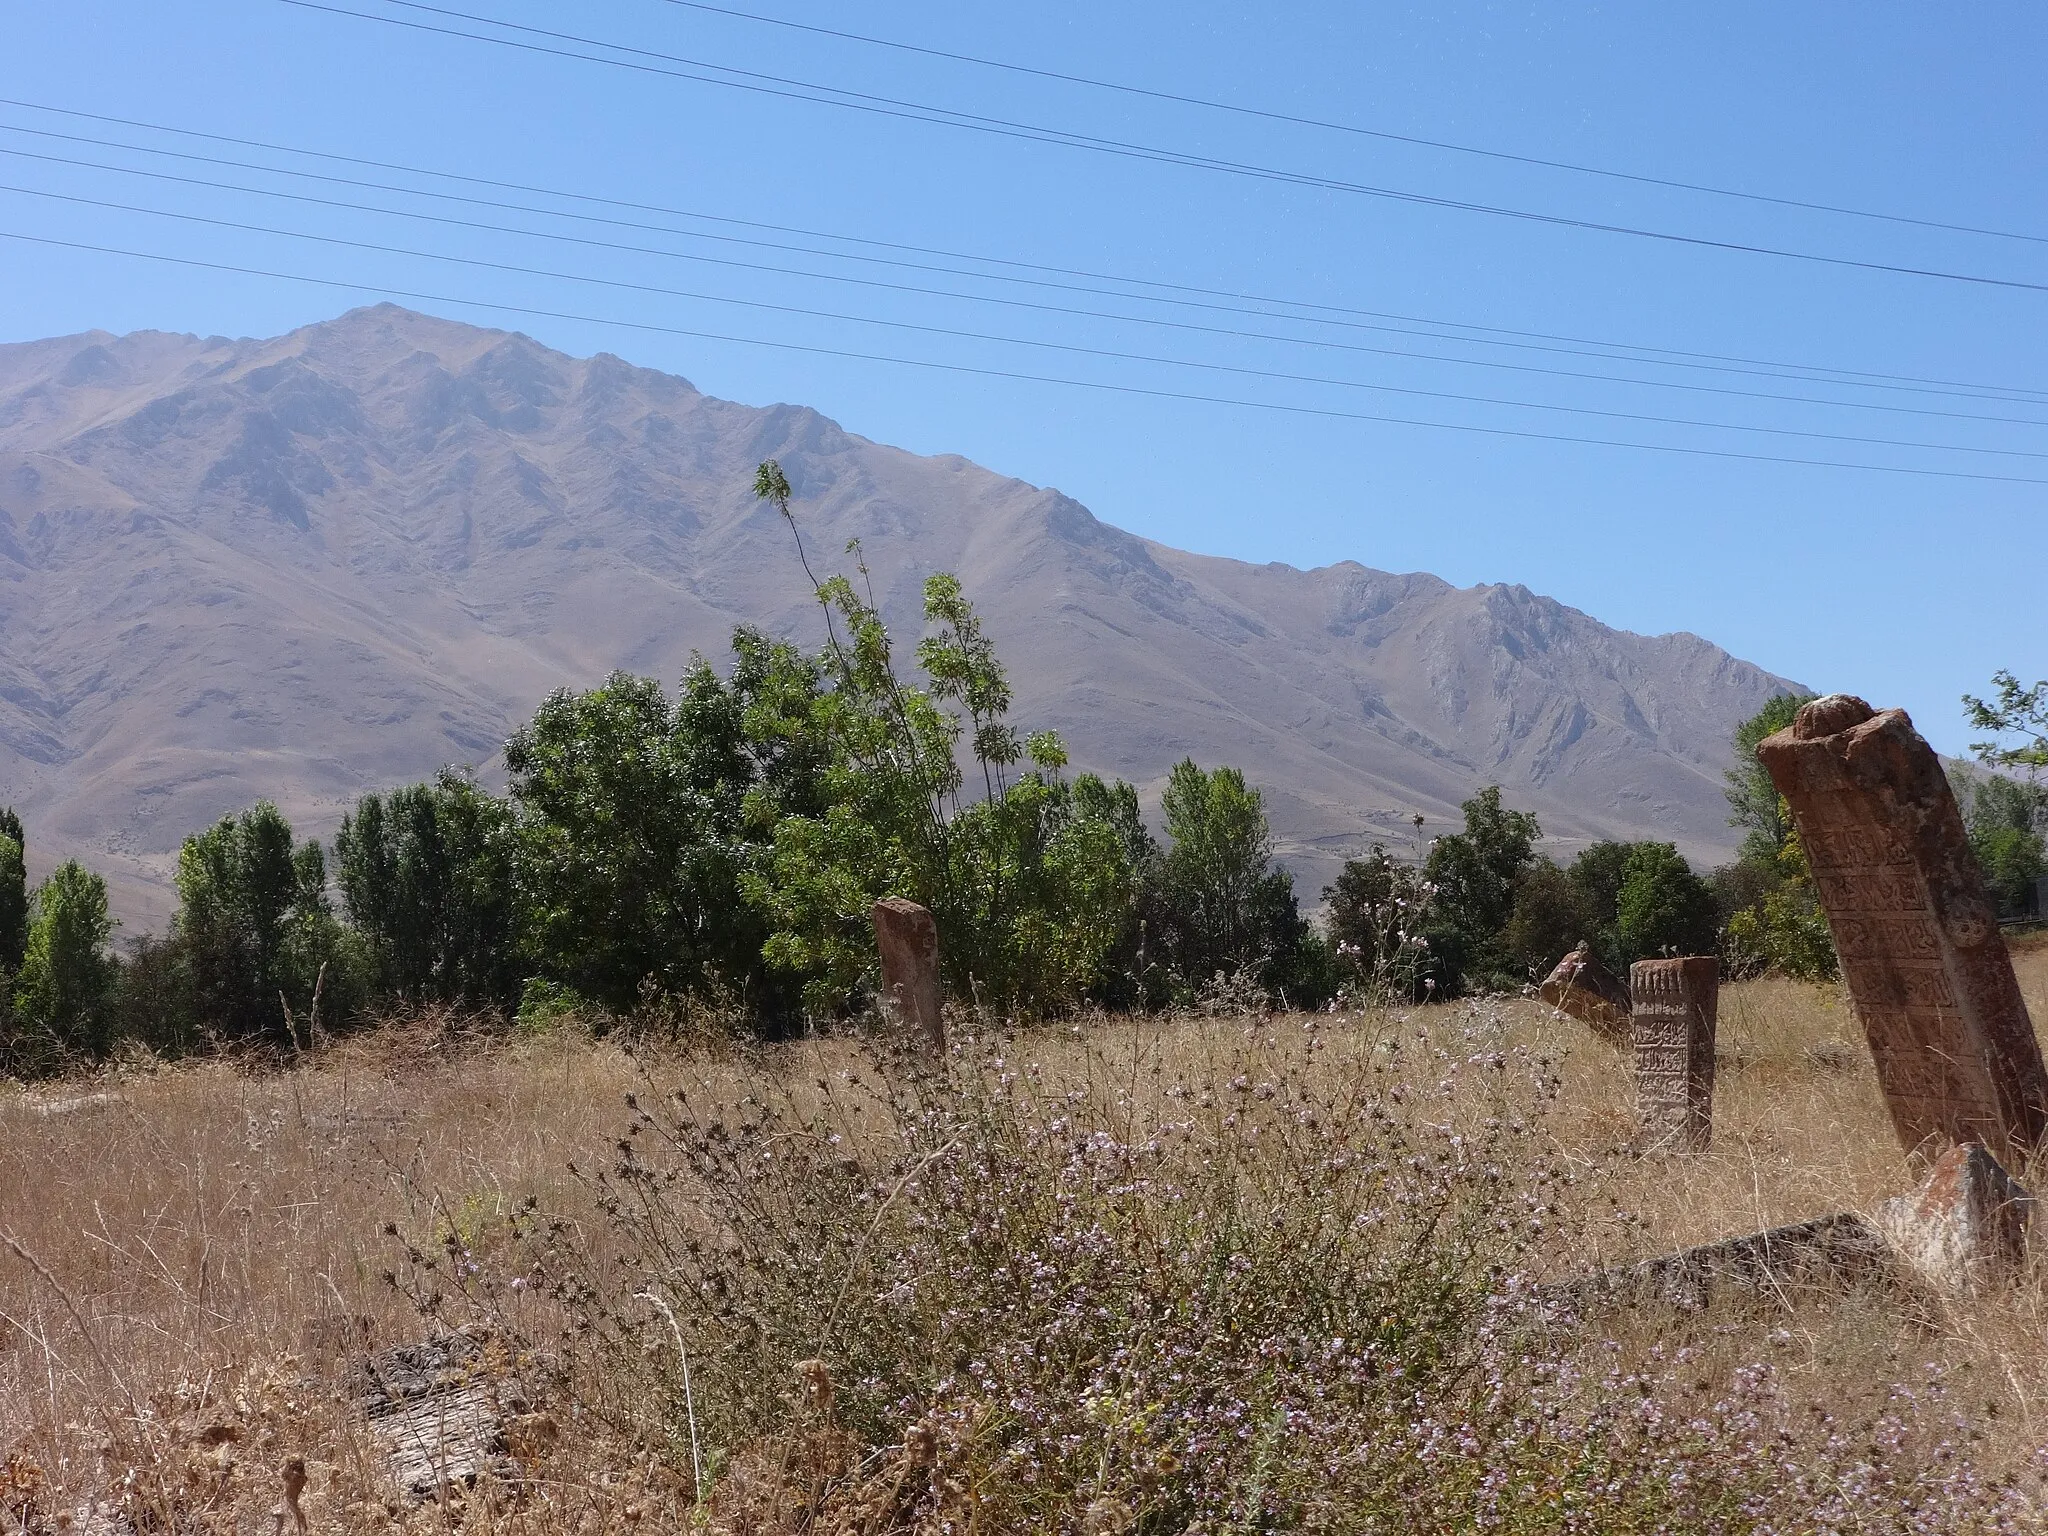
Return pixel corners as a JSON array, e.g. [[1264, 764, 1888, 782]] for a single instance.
[[3, 945, 2047, 1532]]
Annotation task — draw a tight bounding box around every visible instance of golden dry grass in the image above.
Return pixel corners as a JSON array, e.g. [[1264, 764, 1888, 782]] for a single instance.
[[2, 948, 2047, 1527]]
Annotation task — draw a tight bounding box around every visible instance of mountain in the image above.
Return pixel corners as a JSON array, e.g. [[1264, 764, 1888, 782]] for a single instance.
[[0, 305, 1798, 928]]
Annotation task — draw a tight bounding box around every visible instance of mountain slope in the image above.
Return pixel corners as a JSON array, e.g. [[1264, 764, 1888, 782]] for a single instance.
[[0, 306, 1798, 925]]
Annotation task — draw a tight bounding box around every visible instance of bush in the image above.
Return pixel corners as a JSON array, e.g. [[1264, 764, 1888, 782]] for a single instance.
[[1614, 842, 1718, 963], [1325, 844, 1437, 1001], [1422, 787, 1541, 994]]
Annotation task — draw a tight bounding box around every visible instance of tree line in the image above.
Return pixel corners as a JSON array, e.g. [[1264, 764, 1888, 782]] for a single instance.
[[2, 466, 2041, 1072]]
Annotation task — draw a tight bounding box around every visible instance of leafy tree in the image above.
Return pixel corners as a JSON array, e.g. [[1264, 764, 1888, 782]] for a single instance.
[[1422, 787, 1541, 994], [0, 807, 26, 975], [745, 463, 1155, 1016], [1613, 842, 1718, 963], [11, 860, 116, 1065], [1951, 766, 2046, 917], [1964, 671, 2048, 781], [1725, 693, 1814, 864], [1149, 759, 1308, 998], [1327, 845, 1438, 1001], [337, 771, 520, 1011], [1503, 860, 1601, 981], [175, 802, 343, 1044]]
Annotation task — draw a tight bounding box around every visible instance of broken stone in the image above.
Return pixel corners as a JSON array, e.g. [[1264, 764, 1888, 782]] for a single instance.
[[359, 1332, 528, 1502], [1756, 695, 2048, 1157], [1630, 956, 1717, 1152], [1551, 1211, 1899, 1313], [1537, 943, 1630, 1045], [1873, 1141, 2033, 1294], [871, 897, 945, 1053]]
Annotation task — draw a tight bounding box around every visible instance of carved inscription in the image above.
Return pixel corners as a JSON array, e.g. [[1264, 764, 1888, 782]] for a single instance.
[[871, 897, 946, 1054], [1631, 957, 1717, 1153], [1757, 696, 2048, 1156]]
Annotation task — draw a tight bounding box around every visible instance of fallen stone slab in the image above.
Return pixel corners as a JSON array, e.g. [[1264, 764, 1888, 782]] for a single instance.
[[1537, 943, 1630, 1045], [1874, 1141, 2033, 1295], [28, 1092, 122, 1118], [1548, 1212, 1901, 1314], [359, 1332, 530, 1502]]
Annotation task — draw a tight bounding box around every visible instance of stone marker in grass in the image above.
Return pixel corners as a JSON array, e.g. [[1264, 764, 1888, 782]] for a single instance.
[[1631, 955, 1717, 1152], [1757, 695, 2048, 1159], [1537, 941, 1631, 1045], [872, 896, 946, 1053]]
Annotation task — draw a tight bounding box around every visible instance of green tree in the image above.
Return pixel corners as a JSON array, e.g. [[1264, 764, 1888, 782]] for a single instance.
[[1422, 786, 1542, 994], [1951, 766, 2046, 916], [1613, 842, 1718, 963], [746, 463, 1155, 1016], [1503, 860, 1602, 981], [1964, 671, 2048, 781], [1725, 693, 1814, 864], [11, 860, 117, 1065], [337, 771, 520, 1011], [1327, 845, 1438, 1000], [0, 806, 26, 975], [1147, 759, 1309, 997], [175, 802, 342, 1044]]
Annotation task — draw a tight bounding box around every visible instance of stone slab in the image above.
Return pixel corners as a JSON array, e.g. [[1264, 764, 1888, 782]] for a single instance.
[[1537, 944, 1630, 1045], [871, 897, 945, 1052], [1631, 956, 1717, 1152], [1756, 695, 2048, 1156], [1874, 1141, 2033, 1295], [359, 1332, 526, 1502], [1551, 1212, 1899, 1314]]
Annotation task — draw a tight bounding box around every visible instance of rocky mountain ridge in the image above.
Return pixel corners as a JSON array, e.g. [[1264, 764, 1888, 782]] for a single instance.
[[0, 305, 1799, 925]]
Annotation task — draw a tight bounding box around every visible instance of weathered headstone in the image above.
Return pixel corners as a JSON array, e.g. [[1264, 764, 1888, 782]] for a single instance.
[[871, 897, 946, 1052], [1538, 942, 1631, 1045], [1756, 695, 2048, 1157], [1550, 1211, 1899, 1314], [1631, 956, 1718, 1151], [1873, 1141, 2033, 1295]]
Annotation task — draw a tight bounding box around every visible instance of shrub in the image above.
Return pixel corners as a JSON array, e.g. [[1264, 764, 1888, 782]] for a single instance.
[[0, 806, 26, 974], [1422, 786, 1541, 994], [1613, 842, 1718, 963], [1325, 843, 1438, 1000]]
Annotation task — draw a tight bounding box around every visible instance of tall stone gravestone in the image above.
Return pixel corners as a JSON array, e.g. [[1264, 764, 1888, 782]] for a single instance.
[[871, 897, 946, 1053], [1631, 956, 1718, 1151], [1757, 695, 2048, 1157]]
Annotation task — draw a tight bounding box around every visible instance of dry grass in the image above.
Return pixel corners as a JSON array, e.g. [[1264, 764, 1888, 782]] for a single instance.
[[2, 950, 2047, 1528]]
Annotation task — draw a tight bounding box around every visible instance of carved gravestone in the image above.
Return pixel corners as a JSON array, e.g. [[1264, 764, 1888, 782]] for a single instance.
[[1874, 1141, 2034, 1294], [1631, 956, 1718, 1151], [1757, 695, 2048, 1157], [871, 897, 946, 1053]]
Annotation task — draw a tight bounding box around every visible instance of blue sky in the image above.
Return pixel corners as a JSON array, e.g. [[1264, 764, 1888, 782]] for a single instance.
[[4, 1, 2044, 754]]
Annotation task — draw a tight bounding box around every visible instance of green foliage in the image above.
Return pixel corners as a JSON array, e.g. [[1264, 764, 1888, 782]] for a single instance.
[[1964, 669, 2048, 779], [337, 770, 520, 1011], [1326, 845, 1437, 1001], [1951, 766, 2046, 916], [1150, 759, 1312, 1000], [1502, 859, 1601, 980], [1613, 842, 1718, 963], [174, 802, 348, 1045], [1422, 786, 1542, 994], [1724, 692, 1813, 864], [0, 816, 26, 976], [1718, 695, 1839, 981], [504, 647, 811, 1022], [10, 860, 116, 1066]]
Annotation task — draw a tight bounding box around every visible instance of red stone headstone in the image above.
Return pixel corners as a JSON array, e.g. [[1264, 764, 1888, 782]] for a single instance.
[[1630, 956, 1718, 1151], [1538, 943, 1631, 1045], [1757, 695, 2048, 1157], [871, 897, 945, 1053]]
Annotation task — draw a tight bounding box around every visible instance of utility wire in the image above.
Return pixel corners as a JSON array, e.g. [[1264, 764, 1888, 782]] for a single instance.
[[5, 225, 2045, 485], [15, 137, 2048, 432], [9, 96, 2042, 406], [651, 0, 2048, 251], [275, 0, 2048, 297]]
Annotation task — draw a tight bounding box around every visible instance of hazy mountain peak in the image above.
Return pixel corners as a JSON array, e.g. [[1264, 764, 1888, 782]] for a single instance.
[[0, 307, 1797, 924]]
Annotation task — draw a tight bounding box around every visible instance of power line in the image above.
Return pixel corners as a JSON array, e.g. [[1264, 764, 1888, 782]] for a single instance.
[[9, 97, 2042, 407], [15, 133, 2048, 433], [5, 224, 2045, 485], [652, 0, 2048, 251], [14, 177, 2048, 459], [275, 0, 2048, 298]]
